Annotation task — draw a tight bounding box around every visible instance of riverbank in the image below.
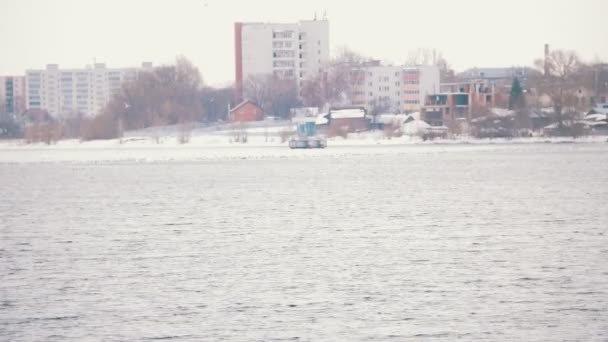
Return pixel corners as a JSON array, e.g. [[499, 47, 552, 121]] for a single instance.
[[1, 135, 607, 164], [2, 130, 607, 149]]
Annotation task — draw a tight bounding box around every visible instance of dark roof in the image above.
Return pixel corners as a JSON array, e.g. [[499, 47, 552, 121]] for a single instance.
[[458, 67, 531, 80]]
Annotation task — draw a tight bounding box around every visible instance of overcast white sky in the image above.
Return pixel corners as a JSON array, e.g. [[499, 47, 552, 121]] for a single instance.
[[1, 0, 606, 86]]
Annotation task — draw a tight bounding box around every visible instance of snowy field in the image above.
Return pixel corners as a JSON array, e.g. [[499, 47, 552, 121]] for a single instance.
[[1, 123, 607, 164]]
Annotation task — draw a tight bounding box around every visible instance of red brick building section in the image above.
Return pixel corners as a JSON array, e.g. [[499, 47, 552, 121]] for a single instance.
[[234, 23, 244, 102], [230, 100, 264, 122]]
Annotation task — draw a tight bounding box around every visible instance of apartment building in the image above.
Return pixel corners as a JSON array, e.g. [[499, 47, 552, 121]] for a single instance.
[[26, 62, 153, 118], [235, 18, 330, 101], [0, 76, 26, 115], [351, 64, 440, 113]]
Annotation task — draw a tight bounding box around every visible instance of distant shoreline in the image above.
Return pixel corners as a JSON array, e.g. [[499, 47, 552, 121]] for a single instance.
[[1, 133, 607, 149]]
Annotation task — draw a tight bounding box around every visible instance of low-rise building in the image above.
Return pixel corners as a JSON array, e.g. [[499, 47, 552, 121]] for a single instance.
[[230, 100, 264, 122], [422, 80, 504, 127], [327, 107, 369, 133]]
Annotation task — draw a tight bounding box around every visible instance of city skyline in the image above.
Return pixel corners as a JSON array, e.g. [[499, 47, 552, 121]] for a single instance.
[[1, 0, 607, 86]]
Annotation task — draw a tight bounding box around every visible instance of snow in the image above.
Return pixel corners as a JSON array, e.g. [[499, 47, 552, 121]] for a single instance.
[[402, 120, 431, 135], [330, 108, 366, 119], [375, 113, 422, 127], [491, 108, 515, 117], [1, 123, 607, 164], [315, 114, 329, 125], [584, 114, 608, 122]]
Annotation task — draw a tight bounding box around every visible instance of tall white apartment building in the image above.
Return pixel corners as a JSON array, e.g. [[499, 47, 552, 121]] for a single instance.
[[26, 62, 153, 118], [235, 18, 330, 101], [0, 76, 26, 115], [351, 64, 440, 113]]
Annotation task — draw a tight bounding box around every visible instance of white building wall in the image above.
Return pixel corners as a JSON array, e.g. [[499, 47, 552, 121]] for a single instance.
[[418, 65, 440, 106], [240, 19, 329, 93], [241, 24, 275, 79], [363, 66, 404, 113], [299, 19, 330, 81]]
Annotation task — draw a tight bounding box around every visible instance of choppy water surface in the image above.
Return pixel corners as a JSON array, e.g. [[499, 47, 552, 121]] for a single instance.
[[1, 144, 608, 341]]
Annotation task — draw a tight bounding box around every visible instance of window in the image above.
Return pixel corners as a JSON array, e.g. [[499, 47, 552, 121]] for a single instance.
[[273, 60, 294, 67], [274, 31, 293, 39], [274, 50, 295, 58]]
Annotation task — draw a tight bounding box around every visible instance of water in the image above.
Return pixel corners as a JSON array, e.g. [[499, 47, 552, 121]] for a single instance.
[[1, 144, 608, 341]]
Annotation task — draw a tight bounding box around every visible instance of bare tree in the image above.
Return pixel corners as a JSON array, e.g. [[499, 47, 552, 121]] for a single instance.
[[243, 74, 273, 112], [201, 86, 236, 122], [368, 97, 393, 115], [405, 48, 444, 66], [405, 48, 455, 82], [93, 56, 205, 140], [531, 49, 593, 131], [301, 47, 370, 108], [243, 74, 300, 118]]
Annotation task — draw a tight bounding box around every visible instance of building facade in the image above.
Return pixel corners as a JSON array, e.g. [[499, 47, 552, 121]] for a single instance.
[[235, 18, 330, 101], [26, 62, 153, 118], [422, 80, 502, 127], [350, 64, 440, 113], [0, 76, 26, 115], [230, 100, 264, 122]]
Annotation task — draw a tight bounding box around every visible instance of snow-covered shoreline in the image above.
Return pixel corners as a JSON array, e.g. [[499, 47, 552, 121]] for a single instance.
[[0, 133, 607, 164], [1, 132, 607, 149]]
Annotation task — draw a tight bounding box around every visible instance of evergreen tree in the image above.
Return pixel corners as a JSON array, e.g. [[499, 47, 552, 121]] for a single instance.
[[509, 78, 525, 110]]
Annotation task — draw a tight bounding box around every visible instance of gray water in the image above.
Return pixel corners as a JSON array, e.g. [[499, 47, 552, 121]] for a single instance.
[[1, 144, 608, 341]]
